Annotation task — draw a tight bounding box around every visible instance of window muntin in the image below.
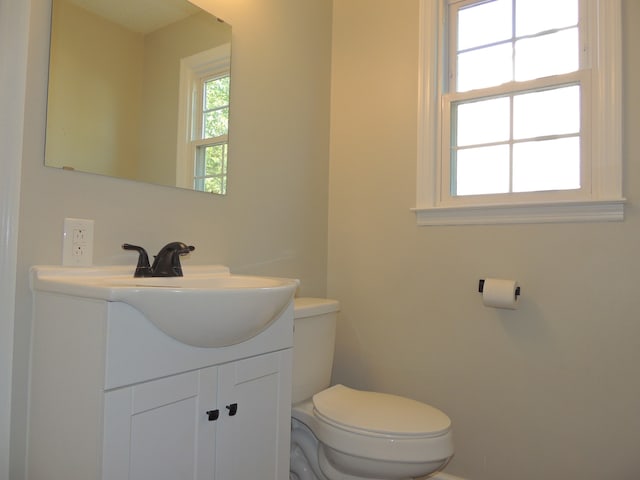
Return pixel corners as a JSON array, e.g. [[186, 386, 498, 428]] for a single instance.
[[193, 74, 229, 195], [176, 44, 231, 195], [202, 75, 230, 138], [446, 0, 584, 200], [194, 143, 228, 194], [454, 0, 579, 91], [450, 84, 582, 196], [415, 0, 623, 225]]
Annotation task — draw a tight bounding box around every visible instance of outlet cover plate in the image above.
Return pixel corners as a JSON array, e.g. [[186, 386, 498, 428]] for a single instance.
[[62, 218, 94, 266]]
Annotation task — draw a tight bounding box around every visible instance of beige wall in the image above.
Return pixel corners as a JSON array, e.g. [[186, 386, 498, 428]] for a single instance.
[[10, 0, 332, 476], [46, 0, 143, 178], [328, 1, 640, 480], [138, 11, 231, 186], [11, 0, 639, 479]]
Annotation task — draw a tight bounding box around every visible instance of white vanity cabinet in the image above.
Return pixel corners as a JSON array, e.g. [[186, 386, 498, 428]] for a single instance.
[[103, 351, 288, 480], [27, 290, 293, 480]]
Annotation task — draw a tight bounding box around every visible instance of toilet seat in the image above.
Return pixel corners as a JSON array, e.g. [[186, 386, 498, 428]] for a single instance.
[[313, 384, 451, 438], [299, 385, 453, 465]]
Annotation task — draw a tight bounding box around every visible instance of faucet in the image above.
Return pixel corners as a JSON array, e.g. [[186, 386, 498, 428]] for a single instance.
[[122, 242, 195, 277], [150, 242, 195, 277]]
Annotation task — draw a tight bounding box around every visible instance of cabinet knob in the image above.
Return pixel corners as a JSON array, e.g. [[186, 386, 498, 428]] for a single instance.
[[206, 409, 220, 421], [226, 403, 238, 416]]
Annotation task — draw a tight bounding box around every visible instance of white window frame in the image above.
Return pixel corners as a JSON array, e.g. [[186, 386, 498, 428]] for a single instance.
[[176, 43, 231, 191], [414, 0, 624, 225]]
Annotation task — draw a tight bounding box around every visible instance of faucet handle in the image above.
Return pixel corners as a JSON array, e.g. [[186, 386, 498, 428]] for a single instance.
[[122, 244, 153, 277]]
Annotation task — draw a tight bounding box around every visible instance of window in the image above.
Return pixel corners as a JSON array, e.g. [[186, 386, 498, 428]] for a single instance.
[[176, 44, 231, 194], [193, 74, 230, 194], [415, 0, 624, 225]]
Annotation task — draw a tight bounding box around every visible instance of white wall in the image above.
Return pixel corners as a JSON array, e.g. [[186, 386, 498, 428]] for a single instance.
[[0, 0, 29, 478], [328, 1, 640, 479], [9, 0, 332, 477]]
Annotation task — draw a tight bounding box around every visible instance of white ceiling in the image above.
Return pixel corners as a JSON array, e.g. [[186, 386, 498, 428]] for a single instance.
[[66, 0, 202, 34]]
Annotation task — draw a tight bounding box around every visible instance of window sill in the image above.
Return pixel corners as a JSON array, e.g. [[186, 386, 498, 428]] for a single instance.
[[412, 198, 626, 226]]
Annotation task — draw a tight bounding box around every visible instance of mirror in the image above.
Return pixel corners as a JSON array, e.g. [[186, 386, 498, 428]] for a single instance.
[[45, 0, 232, 193]]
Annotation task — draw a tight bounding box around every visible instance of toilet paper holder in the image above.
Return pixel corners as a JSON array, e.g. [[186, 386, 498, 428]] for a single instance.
[[478, 279, 521, 297]]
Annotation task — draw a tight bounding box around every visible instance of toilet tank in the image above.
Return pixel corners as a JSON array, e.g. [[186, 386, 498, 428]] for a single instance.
[[292, 298, 340, 404]]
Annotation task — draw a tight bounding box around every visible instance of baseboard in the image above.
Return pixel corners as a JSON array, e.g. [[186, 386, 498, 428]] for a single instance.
[[430, 473, 468, 480]]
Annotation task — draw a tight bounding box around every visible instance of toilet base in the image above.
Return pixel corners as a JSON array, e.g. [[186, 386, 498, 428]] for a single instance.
[[320, 443, 448, 480], [291, 418, 328, 480], [290, 418, 448, 480]]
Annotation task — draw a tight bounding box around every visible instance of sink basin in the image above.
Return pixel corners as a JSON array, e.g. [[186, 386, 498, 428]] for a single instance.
[[30, 265, 299, 348]]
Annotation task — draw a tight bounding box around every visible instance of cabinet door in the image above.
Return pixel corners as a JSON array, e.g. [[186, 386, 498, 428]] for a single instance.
[[215, 350, 292, 480], [103, 367, 218, 480]]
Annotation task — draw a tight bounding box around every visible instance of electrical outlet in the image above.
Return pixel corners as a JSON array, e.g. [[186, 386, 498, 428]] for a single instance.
[[63, 218, 94, 266]]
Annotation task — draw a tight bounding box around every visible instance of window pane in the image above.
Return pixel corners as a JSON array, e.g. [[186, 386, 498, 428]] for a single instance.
[[195, 143, 228, 195], [457, 43, 513, 92], [516, 0, 578, 37], [205, 144, 227, 176], [457, 0, 512, 51], [204, 76, 230, 110], [203, 108, 229, 138], [205, 177, 226, 195], [456, 96, 510, 147], [513, 137, 580, 192], [515, 28, 579, 81], [454, 145, 510, 196], [513, 85, 580, 139]]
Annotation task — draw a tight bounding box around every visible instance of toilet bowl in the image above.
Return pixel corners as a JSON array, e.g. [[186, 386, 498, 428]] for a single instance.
[[290, 298, 453, 480]]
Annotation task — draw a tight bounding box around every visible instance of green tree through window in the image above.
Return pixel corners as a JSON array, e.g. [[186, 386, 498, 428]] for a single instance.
[[195, 75, 229, 194]]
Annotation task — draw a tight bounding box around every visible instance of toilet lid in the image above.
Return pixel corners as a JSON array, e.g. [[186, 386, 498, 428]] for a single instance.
[[312, 384, 451, 438]]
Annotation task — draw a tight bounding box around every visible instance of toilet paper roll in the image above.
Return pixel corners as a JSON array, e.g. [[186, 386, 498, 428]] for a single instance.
[[482, 278, 520, 309]]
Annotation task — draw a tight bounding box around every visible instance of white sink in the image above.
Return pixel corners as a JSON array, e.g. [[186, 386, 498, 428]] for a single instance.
[[30, 265, 299, 348]]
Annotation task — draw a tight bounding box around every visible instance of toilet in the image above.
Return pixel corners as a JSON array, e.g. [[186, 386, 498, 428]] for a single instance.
[[290, 298, 454, 480]]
